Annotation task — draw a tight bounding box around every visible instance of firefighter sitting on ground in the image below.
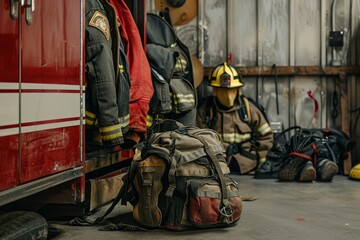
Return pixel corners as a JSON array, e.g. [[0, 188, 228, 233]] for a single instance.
[[196, 62, 274, 174]]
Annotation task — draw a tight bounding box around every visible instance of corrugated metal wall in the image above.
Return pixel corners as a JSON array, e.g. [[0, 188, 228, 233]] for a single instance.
[[147, 0, 360, 165]]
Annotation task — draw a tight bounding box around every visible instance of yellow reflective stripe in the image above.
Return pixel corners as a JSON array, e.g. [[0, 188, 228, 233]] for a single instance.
[[178, 99, 195, 103], [86, 118, 95, 125], [173, 93, 194, 98], [99, 124, 121, 133], [175, 60, 187, 66], [257, 123, 272, 136], [173, 107, 181, 114], [179, 58, 187, 64], [85, 111, 96, 125], [101, 131, 123, 141], [118, 114, 130, 128], [222, 133, 251, 143], [146, 115, 153, 127], [118, 64, 125, 73], [175, 59, 187, 69], [170, 93, 194, 98], [86, 111, 96, 118], [171, 93, 195, 103], [99, 124, 123, 141], [259, 157, 266, 165], [258, 157, 266, 168], [173, 98, 195, 104], [170, 92, 195, 113]]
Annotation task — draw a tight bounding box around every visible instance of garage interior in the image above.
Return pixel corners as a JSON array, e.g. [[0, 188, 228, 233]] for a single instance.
[[1, 0, 360, 239]]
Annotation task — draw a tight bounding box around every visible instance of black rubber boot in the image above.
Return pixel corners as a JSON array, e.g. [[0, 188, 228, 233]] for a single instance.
[[279, 129, 317, 181], [255, 129, 292, 179], [254, 146, 287, 179], [316, 136, 339, 182]]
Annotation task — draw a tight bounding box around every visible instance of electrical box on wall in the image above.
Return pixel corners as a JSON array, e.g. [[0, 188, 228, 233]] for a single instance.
[[329, 30, 344, 47]]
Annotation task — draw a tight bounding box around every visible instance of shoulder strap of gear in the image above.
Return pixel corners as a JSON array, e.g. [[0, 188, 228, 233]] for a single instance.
[[238, 95, 251, 123], [205, 97, 217, 129]]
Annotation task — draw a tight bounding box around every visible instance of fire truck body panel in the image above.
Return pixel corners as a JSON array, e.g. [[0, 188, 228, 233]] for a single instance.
[[0, 0, 85, 205], [0, 0, 21, 191], [0, 0, 135, 212]]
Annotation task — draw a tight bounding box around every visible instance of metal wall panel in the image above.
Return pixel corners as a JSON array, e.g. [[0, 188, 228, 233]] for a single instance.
[[228, 0, 257, 66], [258, 0, 290, 66], [147, 0, 360, 165], [257, 0, 290, 130], [291, 1, 323, 128], [201, 0, 227, 66], [294, 0, 321, 66]]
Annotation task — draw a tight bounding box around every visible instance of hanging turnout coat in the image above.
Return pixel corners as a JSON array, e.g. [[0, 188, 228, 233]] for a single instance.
[[85, 0, 130, 148], [110, 0, 153, 136]]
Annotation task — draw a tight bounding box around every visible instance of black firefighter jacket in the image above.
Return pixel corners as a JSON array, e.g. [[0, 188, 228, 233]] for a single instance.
[[85, 0, 130, 148]]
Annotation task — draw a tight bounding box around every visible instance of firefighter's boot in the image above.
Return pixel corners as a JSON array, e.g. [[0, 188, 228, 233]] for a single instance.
[[316, 137, 339, 182], [255, 151, 286, 179], [298, 161, 316, 182], [279, 144, 315, 181], [278, 128, 318, 181], [255, 134, 289, 179], [279, 155, 307, 181], [317, 159, 338, 181]]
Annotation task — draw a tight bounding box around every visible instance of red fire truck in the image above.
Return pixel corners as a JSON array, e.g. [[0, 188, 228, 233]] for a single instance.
[[0, 0, 143, 236]]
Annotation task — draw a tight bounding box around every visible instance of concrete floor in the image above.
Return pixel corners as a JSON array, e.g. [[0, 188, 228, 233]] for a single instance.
[[48, 175, 360, 240]]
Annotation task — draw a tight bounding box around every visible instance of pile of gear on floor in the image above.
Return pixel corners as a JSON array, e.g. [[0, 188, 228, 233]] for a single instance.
[[71, 9, 243, 231], [255, 127, 356, 182], [77, 0, 359, 233], [71, 119, 243, 231]]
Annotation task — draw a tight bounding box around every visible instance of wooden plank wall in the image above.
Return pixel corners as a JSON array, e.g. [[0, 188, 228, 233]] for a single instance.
[[147, 0, 360, 174]]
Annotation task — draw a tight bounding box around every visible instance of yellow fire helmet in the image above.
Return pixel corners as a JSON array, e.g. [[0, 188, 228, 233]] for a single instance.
[[349, 163, 360, 180], [208, 62, 244, 88]]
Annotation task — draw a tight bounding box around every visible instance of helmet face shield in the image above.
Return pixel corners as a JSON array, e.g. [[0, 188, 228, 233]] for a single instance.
[[209, 62, 244, 88], [213, 87, 238, 107]]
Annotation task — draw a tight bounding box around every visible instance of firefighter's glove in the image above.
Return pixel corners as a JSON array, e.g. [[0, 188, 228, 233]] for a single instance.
[[121, 131, 143, 150]]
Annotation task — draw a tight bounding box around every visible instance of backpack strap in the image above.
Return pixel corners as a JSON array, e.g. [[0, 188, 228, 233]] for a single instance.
[[226, 143, 258, 161], [238, 95, 251, 123], [244, 97, 251, 122], [69, 179, 127, 226], [187, 132, 234, 222], [205, 97, 217, 129]]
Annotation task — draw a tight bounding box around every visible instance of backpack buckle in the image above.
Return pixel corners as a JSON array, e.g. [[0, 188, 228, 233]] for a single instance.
[[220, 206, 234, 224], [154, 118, 163, 124]]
